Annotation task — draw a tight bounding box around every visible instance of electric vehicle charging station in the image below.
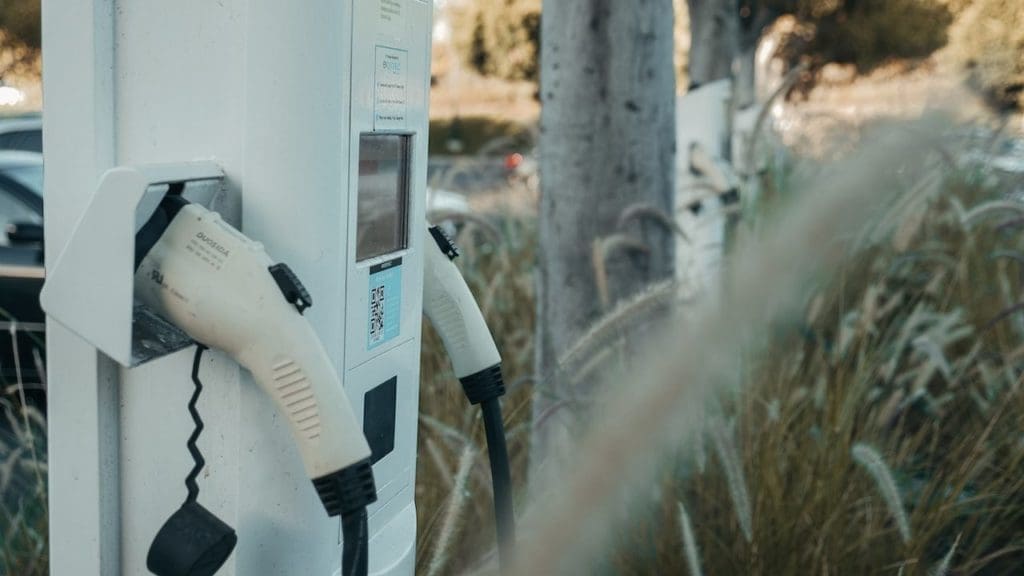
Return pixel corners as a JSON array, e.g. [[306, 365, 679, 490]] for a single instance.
[[42, 1, 434, 574], [675, 80, 735, 299]]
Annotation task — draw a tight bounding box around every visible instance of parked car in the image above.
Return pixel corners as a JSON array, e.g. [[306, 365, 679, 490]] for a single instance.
[[0, 150, 45, 404], [0, 114, 43, 153]]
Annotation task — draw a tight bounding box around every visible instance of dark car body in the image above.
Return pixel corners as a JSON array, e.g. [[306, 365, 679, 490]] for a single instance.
[[0, 149, 45, 404], [0, 114, 43, 153]]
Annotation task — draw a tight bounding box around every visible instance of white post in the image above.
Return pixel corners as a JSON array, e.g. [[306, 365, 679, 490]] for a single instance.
[[42, 0, 120, 573], [43, 1, 432, 574]]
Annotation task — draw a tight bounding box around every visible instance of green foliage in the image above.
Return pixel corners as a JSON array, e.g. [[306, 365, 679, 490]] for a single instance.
[[450, 0, 541, 83], [447, 0, 956, 90], [948, 0, 1024, 109], [0, 0, 40, 52], [0, 402, 48, 575], [0, 0, 41, 79], [770, 0, 954, 73], [428, 116, 534, 156]]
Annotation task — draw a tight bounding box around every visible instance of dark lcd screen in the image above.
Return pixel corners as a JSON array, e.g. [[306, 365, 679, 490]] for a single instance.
[[356, 134, 411, 262]]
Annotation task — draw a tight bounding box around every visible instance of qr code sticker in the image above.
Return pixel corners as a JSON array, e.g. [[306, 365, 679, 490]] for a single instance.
[[370, 285, 386, 343]]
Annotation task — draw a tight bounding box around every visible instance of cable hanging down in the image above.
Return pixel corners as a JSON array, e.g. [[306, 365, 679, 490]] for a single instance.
[[341, 507, 369, 576], [424, 224, 517, 573], [460, 365, 516, 572], [186, 344, 208, 503], [481, 396, 515, 570], [146, 344, 238, 576]]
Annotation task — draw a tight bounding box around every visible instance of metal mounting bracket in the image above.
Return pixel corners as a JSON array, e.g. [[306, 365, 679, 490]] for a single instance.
[[40, 160, 235, 366]]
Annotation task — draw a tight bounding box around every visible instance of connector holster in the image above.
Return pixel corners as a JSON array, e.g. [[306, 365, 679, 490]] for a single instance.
[[312, 458, 378, 517], [459, 364, 506, 405]]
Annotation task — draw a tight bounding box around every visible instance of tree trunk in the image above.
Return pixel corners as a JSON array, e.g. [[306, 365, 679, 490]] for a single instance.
[[532, 0, 676, 470], [686, 0, 737, 89], [734, 5, 777, 110]]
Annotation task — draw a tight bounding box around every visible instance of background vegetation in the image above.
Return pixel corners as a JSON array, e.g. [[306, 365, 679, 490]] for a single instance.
[[414, 124, 1024, 574], [1, 401, 46, 574], [767, 0, 954, 72], [948, 0, 1024, 110], [0, 0, 39, 81], [609, 142, 1024, 573], [447, 0, 1023, 110], [450, 0, 541, 84]]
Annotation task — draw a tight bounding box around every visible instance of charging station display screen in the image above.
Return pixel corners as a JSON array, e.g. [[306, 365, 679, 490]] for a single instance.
[[356, 134, 411, 262]]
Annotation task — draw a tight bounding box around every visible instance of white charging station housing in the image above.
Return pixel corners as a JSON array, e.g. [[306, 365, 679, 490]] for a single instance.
[[42, 2, 432, 574]]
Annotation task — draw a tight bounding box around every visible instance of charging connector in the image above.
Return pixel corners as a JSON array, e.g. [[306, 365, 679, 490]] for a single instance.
[[313, 459, 376, 576], [135, 197, 378, 576], [462, 367, 515, 571], [423, 225, 516, 571]]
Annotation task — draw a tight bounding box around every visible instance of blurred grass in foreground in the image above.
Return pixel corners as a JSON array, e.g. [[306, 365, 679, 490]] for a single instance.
[[417, 120, 1024, 575], [608, 155, 1024, 574]]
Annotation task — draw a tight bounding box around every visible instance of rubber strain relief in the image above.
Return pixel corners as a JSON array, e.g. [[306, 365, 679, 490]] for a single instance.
[[312, 458, 378, 517], [459, 365, 505, 405]]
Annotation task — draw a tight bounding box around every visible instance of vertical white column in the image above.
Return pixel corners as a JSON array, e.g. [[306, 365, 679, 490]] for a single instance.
[[41, 1, 120, 574], [675, 80, 732, 300]]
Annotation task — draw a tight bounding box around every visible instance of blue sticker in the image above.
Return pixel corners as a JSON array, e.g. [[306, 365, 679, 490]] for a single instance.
[[368, 258, 402, 349]]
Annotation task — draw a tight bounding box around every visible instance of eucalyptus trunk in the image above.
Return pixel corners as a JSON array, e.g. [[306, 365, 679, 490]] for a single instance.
[[532, 0, 676, 470], [686, 0, 737, 90]]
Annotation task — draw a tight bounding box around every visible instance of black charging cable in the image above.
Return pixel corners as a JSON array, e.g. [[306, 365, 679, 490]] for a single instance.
[[312, 458, 376, 576], [185, 345, 208, 503], [460, 366, 515, 572], [425, 225, 516, 571], [147, 345, 238, 576], [341, 507, 369, 576]]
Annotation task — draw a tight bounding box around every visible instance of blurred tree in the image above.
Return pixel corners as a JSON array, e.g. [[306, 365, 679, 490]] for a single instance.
[[685, 0, 776, 105], [687, 0, 738, 89], [948, 0, 1024, 110], [673, 0, 691, 90], [0, 0, 40, 81], [765, 0, 954, 77], [533, 0, 677, 467], [451, 0, 541, 83], [450, 0, 955, 95]]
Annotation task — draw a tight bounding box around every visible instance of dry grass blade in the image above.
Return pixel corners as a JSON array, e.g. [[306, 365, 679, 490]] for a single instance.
[[961, 200, 1024, 229], [427, 444, 477, 576], [591, 234, 652, 309], [851, 443, 911, 544], [745, 63, 809, 172], [556, 280, 679, 377], [709, 423, 752, 543], [676, 501, 704, 576], [930, 533, 961, 576], [617, 202, 689, 242], [431, 211, 503, 246]]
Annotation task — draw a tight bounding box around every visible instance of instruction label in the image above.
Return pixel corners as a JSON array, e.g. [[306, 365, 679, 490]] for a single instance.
[[374, 46, 408, 130], [378, 0, 406, 39], [368, 258, 402, 350]]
